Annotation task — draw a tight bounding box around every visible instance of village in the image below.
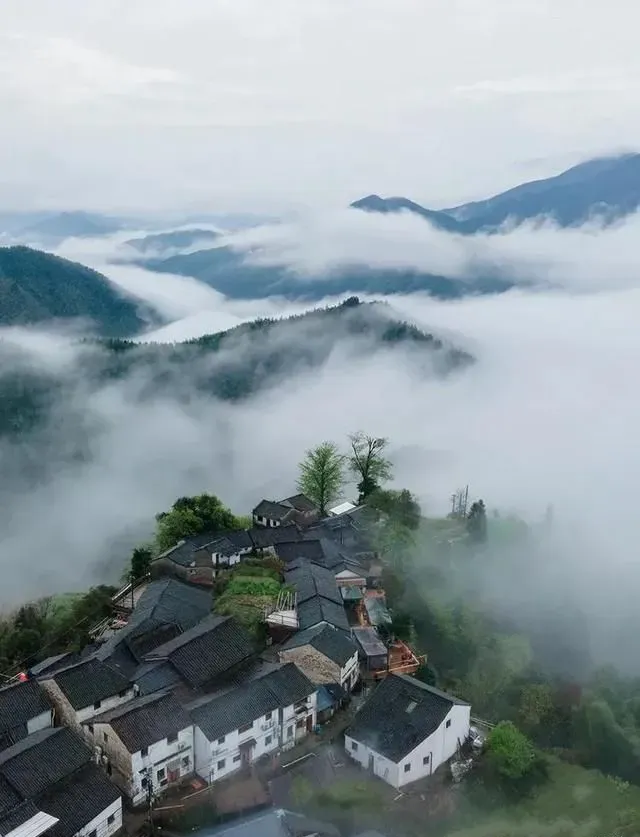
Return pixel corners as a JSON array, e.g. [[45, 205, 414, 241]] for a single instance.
[[0, 489, 480, 837]]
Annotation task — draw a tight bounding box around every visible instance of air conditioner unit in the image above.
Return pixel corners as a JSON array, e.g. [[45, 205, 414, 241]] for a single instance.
[[178, 742, 188, 751], [101, 754, 109, 766]]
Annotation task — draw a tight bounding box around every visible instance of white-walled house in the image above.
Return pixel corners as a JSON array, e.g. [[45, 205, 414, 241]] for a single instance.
[[39, 657, 135, 737], [190, 664, 317, 784], [0, 727, 122, 837], [83, 691, 195, 807], [0, 679, 54, 753], [344, 674, 470, 789], [278, 624, 360, 692]]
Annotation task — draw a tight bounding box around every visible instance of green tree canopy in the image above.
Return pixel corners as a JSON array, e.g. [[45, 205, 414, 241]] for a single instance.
[[368, 488, 421, 529], [297, 442, 345, 516], [155, 493, 242, 552], [467, 498, 488, 543], [349, 432, 393, 502], [487, 721, 537, 780], [130, 546, 153, 581]]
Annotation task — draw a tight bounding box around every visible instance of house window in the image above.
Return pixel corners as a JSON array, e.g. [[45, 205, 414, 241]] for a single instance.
[[94, 701, 101, 710], [89, 830, 97, 837], [141, 778, 148, 789], [423, 755, 430, 765], [107, 815, 115, 826], [238, 722, 253, 734], [141, 747, 148, 757], [217, 759, 225, 770], [217, 736, 225, 745], [157, 769, 165, 782], [446, 719, 451, 729], [404, 764, 411, 773], [119, 689, 128, 698], [287, 727, 293, 739], [87, 724, 94, 734], [167, 733, 178, 744], [233, 754, 241, 763], [265, 735, 272, 745], [265, 711, 272, 721], [103, 732, 108, 743], [182, 756, 190, 768], [351, 741, 358, 752]]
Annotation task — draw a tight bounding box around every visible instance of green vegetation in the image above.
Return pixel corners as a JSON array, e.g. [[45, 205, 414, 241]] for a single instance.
[[0, 246, 146, 335], [154, 493, 243, 552], [348, 432, 393, 502], [486, 721, 538, 780], [297, 441, 345, 515], [214, 557, 286, 637]]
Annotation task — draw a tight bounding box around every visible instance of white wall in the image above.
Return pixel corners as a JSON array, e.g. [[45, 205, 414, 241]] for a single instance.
[[344, 734, 400, 787], [73, 797, 121, 837], [130, 726, 194, 806], [194, 693, 318, 783], [76, 690, 135, 726], [26, 709, 53, 735], [345, 703, 470, 790], [398, 704, 470, 787], [341, 652, 360, 691]]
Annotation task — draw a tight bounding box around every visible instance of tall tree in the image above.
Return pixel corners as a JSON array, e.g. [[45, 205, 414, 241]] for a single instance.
[[349, 432, 393, 502], [467, 499, 487, 543], [368, 488, 421, 530], [155, 493, 242, 551], [297, 442, 344, 516], [130, 546, 153, 581]]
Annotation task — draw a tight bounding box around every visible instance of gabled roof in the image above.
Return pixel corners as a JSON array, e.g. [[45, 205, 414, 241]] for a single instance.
[[297, 597, 349, 632], [346, 674, 469, 762], [282, 494, 318, 513], [247, 524, 302, 549], [36, 764, 121, 837], [284, 561, 342, 605], [96, 578, 212, 671], [44, 658, 131, 710], [280, 624, 357, 667], [133, 660, 183, 696], [276, 539, 344, 570], [86, 691, 191, 753], [189, 663, 315, 742], [0, 681, 52, 745], [198, 808, 339, 837], [146, 615, 255, 690], [28, 654, 79, 679], [0, 728, 90, 798], [0, 799, 56, 837], [252, 500, 291, 520]]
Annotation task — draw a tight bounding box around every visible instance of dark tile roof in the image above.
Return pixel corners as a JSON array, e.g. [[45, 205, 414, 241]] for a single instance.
[[284, 561, 342, 605], [282, 494, 318, 513], [297, 597, 349, 632], [0, 679, 52, 731], [0, 774, 21, 816], [96, 578, 212, 672], [0, 799, 45, 834], [36, 764, 121, 837], [133, 660, 184, 696], [247, 525, 302, 549], [280, 624, 357, 667], [86, 691, 191, 753], [345, 674, 469, 762], [0, 727, 90, 798], [146, 615, 256, 690], [45, 658, 131, 710], [28, 654, 79, 678], [189, 663, 315, 741], [199, 808, 339, 837], [202, 530, 253, 553], [252, 500, 291, 520], [276, 539, 344, 570]]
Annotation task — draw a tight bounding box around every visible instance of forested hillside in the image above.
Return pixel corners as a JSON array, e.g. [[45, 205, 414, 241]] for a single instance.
[[0, 246, 148, 336]]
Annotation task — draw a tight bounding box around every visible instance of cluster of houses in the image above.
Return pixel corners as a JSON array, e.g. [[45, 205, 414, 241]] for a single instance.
[[0, 493, 470, 837]]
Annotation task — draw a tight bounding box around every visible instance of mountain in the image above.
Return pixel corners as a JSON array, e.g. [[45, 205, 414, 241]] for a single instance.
[[9, 212, 126, 244], [0, 298, 472, 441], [352, 153, 640, 232], [447, 153, 640, 228], [351, 194, 469, 234], [0, 246, 149, 336], [124, 245, 510, 301], [124, 228, 220, 255]]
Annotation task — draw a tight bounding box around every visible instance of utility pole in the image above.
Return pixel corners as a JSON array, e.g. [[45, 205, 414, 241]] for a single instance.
[[140, 767, 154, 835]]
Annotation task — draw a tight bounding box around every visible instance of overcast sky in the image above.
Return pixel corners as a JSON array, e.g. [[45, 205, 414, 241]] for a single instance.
[[2, 0, 639, 213]]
